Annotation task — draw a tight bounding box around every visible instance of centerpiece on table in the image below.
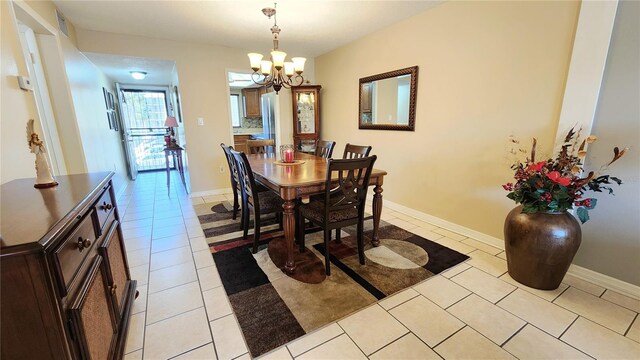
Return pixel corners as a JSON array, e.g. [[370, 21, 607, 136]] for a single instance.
[[502, 128, 627, 290]]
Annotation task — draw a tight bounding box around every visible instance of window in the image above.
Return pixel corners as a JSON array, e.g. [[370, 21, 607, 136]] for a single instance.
[[230, 94, 241, 127]]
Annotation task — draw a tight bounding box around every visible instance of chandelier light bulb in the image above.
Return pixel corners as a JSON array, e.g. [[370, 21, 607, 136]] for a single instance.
[[291, 57, 306, 74], [247, 3, 305, 94], [260, 60, 273, 75], [270, 51, 287, 70], [248, 53, 264, 71], [283, 62, 295, 77]]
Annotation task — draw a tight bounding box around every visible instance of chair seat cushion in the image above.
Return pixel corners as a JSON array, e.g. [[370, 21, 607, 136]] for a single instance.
[[256, 191, 284, 214], [299, 199, 358, 224]]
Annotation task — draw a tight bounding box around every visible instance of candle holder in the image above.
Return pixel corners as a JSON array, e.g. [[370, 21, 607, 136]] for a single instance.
[[279, 144, 295, 163]]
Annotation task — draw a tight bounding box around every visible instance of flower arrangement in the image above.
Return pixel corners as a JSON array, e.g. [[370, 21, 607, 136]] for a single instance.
[[503, 128, 626, 223]]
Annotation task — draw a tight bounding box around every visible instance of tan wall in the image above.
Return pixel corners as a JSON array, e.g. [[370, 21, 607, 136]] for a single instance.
[[1, 0, 128, 196], [59, 36, 128, 192], [76, 29, 315, 194], [23, 0, 78, 45], [315, 1, 580, 239], [576, 1, 640, 286], [1, 0, 40, 183]]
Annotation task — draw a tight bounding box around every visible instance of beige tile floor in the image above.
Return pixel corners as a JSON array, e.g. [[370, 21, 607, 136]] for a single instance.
[[118, 172, 640, 360]]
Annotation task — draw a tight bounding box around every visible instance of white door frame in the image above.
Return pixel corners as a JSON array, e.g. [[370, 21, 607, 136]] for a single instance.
[[16, 22, 66, 175]]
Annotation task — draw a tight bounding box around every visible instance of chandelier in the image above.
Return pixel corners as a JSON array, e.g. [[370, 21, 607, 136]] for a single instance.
[[247, 3, 306, 94]]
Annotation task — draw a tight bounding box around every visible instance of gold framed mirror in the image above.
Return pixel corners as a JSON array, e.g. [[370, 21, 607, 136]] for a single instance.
[[358, 66, 418, 131]]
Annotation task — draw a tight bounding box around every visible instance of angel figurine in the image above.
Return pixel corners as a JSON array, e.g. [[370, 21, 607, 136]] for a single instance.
[[27, 119, 58, 188]]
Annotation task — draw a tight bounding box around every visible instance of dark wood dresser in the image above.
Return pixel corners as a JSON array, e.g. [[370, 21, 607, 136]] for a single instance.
[[1, 172, 136, 359]]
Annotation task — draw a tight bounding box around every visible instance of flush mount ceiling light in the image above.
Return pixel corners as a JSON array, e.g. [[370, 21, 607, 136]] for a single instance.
[[130, 71, 147, 80], [248, 2, 306, 94]]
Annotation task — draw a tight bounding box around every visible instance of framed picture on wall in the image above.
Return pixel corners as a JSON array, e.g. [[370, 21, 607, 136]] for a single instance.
[[112, 105, 119, 132], [103, 87, 110, 109], [173, 85, 183, 123], [106, 110, 113, 130], [108, 92, 115, 110]]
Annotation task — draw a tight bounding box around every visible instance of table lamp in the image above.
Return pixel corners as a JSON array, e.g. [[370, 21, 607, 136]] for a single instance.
[[164, 116, 179, 147]]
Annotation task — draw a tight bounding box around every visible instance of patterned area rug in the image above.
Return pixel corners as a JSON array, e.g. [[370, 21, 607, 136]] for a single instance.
[[194, 201, 469, 357]]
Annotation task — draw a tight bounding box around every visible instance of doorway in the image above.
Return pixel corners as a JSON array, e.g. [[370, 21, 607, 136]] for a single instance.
[[16, 22, 66, 175], [118, 86, 173, 177]]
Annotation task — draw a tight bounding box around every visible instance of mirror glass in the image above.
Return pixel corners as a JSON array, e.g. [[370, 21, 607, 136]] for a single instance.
[[359, 66, 418, 131]]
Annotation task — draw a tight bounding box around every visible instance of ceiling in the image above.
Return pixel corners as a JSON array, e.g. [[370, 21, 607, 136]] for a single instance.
[[54, 1, 443, 57], [84, 52, 176, 85]]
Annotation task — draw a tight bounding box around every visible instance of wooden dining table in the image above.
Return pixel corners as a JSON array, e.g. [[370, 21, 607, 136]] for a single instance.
[[247, 152, 387, 274]]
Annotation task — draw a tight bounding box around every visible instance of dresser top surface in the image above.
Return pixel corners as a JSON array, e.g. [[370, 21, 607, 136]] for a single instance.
[[0, 172, 113, 249]]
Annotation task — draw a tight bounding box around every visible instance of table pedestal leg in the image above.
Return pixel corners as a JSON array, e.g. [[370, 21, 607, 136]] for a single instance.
[[283, 199, 296, 274], [372, 184, 383, 247], [165, 151, 171, 196]]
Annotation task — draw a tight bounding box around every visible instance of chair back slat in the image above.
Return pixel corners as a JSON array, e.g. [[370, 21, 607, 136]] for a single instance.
[[230, 149, 259, 209], [247, 139, 275, 155], [220, 143, 240, 190], [324, 156, 377, 219], [315, 140, 336, 159], [343, 143, 372, 159]]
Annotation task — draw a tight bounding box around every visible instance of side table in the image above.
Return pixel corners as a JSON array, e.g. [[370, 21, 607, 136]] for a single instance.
[[164, 145, 187, 195]]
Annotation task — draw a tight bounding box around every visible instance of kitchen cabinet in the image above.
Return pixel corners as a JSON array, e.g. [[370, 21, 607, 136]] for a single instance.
[[361, 83, 372, 113], [234, 134, 252, 153], [242, 88, 261, 117], [0, 172, 137, 360], [291, 85, 322, 153]]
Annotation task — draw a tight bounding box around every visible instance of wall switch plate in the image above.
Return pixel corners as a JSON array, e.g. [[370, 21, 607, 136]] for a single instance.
[[197, 117, 204, 126], [17, 76, 33, 91]]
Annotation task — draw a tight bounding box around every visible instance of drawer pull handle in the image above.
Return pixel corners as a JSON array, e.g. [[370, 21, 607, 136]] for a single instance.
[[77, 238, 92, 252], [110, 284, 118, 296], [102, 202, 113, 211]]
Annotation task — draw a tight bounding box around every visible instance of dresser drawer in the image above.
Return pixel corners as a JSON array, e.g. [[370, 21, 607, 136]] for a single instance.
[[52, 211, 98, 297], [95, 187, 115, 233]]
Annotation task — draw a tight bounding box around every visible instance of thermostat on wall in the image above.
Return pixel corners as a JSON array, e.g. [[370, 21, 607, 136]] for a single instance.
[[17, 76, 33, 91]]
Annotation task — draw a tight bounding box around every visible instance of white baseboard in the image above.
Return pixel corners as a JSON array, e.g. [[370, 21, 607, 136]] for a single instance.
[[381, 197, 640, 300], [190, 188, 232, 198], [568, 264, 640, 299], [381, 198, 505, 249]]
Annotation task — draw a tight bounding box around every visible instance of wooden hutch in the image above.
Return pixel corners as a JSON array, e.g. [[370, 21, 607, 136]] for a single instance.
[[291, 85, 322, 153], [0, 172, 137, 359]]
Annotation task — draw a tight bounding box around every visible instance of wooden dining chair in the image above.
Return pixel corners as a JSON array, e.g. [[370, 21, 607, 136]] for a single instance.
[[230, 149, 283, 253], [297, 155, 377, 275], [315, 140, 336, 159], [343, 143, 372, 159], [220, 143, 241, 220], [247, 139, 275, 155]]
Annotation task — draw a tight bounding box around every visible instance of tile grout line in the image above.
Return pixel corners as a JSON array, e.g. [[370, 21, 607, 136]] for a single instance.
[[167, 342, 214, 359], [138, 178, 158, 359], [623, 312, 638, 337], [186, 201, 222, 360], [498, 321, 527, 347], [557, 315, 580, 339], [552, 286, 635, 335]]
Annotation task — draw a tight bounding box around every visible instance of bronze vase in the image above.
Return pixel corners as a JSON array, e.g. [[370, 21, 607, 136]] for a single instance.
[[504, 206, 582, 290]]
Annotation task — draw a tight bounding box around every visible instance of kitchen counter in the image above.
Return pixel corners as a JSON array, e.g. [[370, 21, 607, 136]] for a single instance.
[[233, 127, 263, 135]]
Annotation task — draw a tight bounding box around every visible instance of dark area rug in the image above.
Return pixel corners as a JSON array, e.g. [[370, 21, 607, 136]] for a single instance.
[[194, 201, 469, 357]]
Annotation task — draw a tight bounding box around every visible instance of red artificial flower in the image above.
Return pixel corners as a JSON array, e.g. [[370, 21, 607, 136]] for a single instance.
[[557, 177, 572, 186], [546, 171, 571, 186], [527, 161, 546, 172]]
